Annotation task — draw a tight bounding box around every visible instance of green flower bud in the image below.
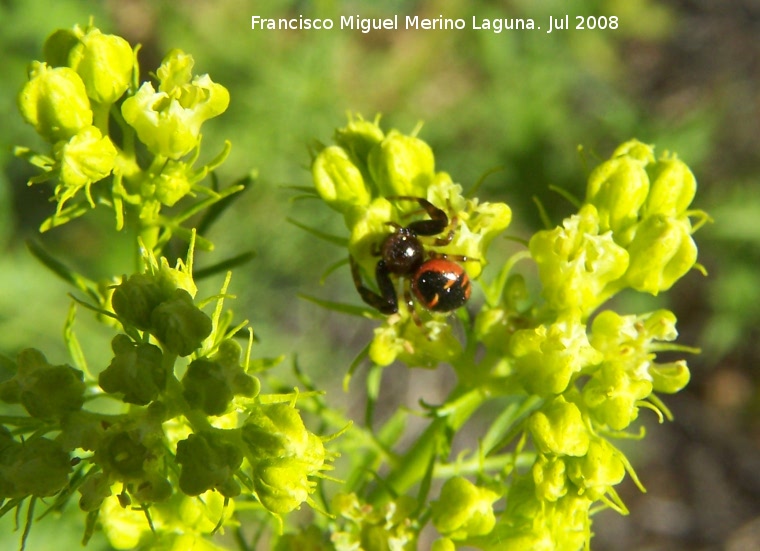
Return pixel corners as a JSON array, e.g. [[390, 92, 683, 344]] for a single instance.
[[312, 145, 371, 214], [488, 474, 593, 551], [368, 130, 435, 197], [253, 457, 313, 514], [157, 256, 198, 299], [588, 308, 689, 401], [369, 317, 463, 368], [0, 348, 85, 420], [242, 403, 310, 461], [487, 475, 547, 550], [586, 142, 652, 243], [528, 396, 590, 457], [150, 289, 212, 356], [649, 360, 690, 394], [422, 174, 511, 279], [156, 48, 193, 92], [97, 429, 152, 480], [566, 438, 625, 499], [182, 345, 258, 416], [58, 411, 107, 453], [582, 361, 652, 430], [121, 82, 194, 159], [131, 474, 172, 503], [53, 125, 117, 189], [334, 115, 385, 169], [548, 494, 593, 551], [456, 199, 512, 279], [18, 61, 92, 142], [431, 476, 500, 540], [331, 493, 418, 551], [121, 50, 229, 159], [78, 472, 113, 511], [175, 430, 244, 497], [99, 334, 165, 405], [348, 197, 394, 269], [510, 311, 602, 396], [612, 139, 656, 164], [643, 154, 697, 218], [1, 437, 71, 498], [588, 309, 633, 353], [624, 215, 697, 295], [64, 26, 134, 104], [42, 28, 80, 68], [533, 454, 568, 502], [589, 309, 678, 355], [641, 309, 679, 341], [368, 323, 403, 367], [140, 159, 194, 207], [111, 273, 166, 330], [529, 204, 629, 313]]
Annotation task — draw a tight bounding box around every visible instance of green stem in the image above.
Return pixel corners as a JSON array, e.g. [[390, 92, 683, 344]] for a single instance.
[[91, 101, 111, 135], [368, 384, 489, 505]]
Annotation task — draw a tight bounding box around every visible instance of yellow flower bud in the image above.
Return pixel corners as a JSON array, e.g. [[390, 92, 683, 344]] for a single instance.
[[18, 62, 92, 142]]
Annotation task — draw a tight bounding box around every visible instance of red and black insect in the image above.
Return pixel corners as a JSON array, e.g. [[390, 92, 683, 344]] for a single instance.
[[350, 196, 472, 316]]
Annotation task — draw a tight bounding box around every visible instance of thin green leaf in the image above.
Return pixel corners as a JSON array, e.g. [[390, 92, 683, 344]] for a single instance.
[[365, 363, 383, 429], [26, 240, 99, 300], [248, 355, 286, 373], [281, 184, 319, 195], [481, 249, 532, 308], [204, 140, 233, 173], [287, 217, 348, 247], [172, 182, 247, 226], [13, 146, 54, 169], [167, 225, 215, 252], [196, 172, 255, 235], [64, 303, 91, 380], [289, 193, 324, 203], [466, 166, 505, 198], [414, 445, 438, 517], [68, 293, 119, 322], [343, 343, 370, 392], [194, 251, 256, 281], [485, 395, 544, 454], [20, 497, 35, 551], [39, 201, 91, 232], [82, 509, 99, 546], [532, 195, 553, 230], [320, 257, 348, 285], [0, 497, 24, 519], [548, 184, 582, 209], [298, 293, 378, 318]]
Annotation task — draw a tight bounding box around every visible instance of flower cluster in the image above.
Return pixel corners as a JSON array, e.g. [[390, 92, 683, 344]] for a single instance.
[[530, 140, 702, 316], [306, 122, 707, 551], [311, 115, 511, 367], [7, 20, 711, 551], [329, 492, 419, 551], [6, 22, 332, 551], [467, 140, 705, 549], [16, 21, 233, 241]]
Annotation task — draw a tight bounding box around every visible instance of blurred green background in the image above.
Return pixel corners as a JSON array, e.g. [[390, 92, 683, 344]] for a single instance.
[[2, 0, 759, 549]]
